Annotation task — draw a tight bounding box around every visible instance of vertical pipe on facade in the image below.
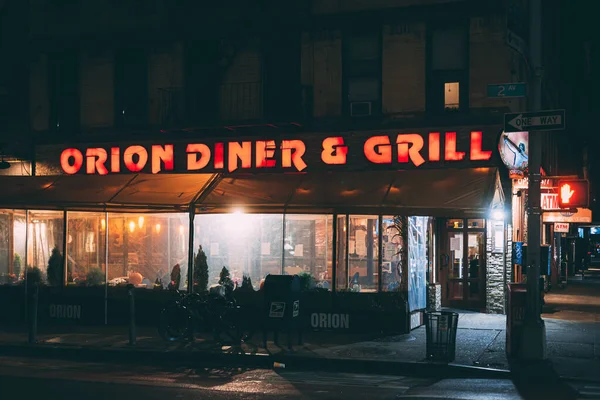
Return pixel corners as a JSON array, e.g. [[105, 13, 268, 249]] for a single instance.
[[332, 213, 337, 294], [378, 215, 383, 292], [104, 212, 109, 325], [24, 209, 29, 319], [187, 208, 195, 293], [281, 214, 286, 275], [345, 214, 350, 290], [62, 211, 68, 286]]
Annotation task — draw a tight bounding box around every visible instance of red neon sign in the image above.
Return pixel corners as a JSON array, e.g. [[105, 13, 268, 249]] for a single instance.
[[58, 130, 494, 175]]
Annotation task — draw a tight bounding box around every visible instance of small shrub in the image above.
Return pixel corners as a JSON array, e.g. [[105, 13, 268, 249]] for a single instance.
[[47, 247, 63, 286], [219, 266, 234, 293], [85, 267, 105, 286]]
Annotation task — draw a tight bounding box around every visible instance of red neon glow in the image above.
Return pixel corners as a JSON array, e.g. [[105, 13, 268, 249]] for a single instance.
[[151, 145, 174, 174], [123, 145, 148, 172], [214, 143, 224, 169], [228, 141, 252, 172], [560, 183, 575, 204], [281, 140, 307, 171], [186, 144, 211, 170], [444, 132, 465, 161], [86, 148, 108, 175], [256, 140, 277, 168], [364, 136, 392, 164], [429, 133, 440, 162], [60, 148, 83, 175], [469, 131, 492, 161], [321, 137, 348, 165], [396, 134, 425, 166], [111, 147, 120, 173]]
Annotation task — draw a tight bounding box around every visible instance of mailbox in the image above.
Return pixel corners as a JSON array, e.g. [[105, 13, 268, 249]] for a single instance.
[[262, 274, 302, 348]]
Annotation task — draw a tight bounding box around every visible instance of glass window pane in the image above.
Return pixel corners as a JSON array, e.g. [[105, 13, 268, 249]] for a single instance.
[[467, 219, 485, 229], [67, 212, 106, 286], [444, 82, 459, 110], [0, 210, 27, 285], [348, 215, 378, 292], [284, 214, 333, 290], [408, 216, 428, 310], [446, 219, 464, 229], [345, 35, 379, 60], [348, 77, 380, 102], [28, 210, 64, 286], [194, 214, 283, 290], [448, 232, 463, 279], [107, 213, 188, 290], [432, 29, 466, 70], [335, 215, 347, 290], [382, 216, 403, 292]]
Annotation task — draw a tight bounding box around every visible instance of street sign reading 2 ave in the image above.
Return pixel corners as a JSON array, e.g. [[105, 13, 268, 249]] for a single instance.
[[504, 110, 566, 132]]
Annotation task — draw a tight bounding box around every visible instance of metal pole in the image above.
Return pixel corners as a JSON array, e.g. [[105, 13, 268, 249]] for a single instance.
[[521, 0, 546, 360], [63, 211, 68, 286], [28, 283, 38, 344], [127, 284, 136, 345], [187, 208, 195, 293], [104, 212, 109, 325]]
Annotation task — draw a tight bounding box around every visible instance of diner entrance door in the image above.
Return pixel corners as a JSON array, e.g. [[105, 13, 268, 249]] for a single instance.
[[439, 219, 486, 310]]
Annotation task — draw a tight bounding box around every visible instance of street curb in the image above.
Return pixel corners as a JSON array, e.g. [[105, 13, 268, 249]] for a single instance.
[[0, 342, 511, 379]]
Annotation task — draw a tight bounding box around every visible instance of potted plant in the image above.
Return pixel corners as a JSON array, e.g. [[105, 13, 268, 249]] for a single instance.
[[46, 247, 63, 286], [193, 245, 209, 292], [85, 267, 105, 286], [218, 266, 234, 294], [13, 253, 22, 279]]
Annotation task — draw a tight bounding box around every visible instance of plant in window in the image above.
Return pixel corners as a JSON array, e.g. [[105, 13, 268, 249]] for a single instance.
[[218, 266, 234, 293], [47, 246, 64, 286], [193, 245, 209, 292], [168, 264, 181, 291], [239, 275, 254, 292], [13, 253, 22, 278], [25, 266, 43, 286], [297, 271, 316, 292], [85, 267, 105, 286]]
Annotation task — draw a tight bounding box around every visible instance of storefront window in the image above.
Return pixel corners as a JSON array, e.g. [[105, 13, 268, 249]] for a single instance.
[[447, 219, 464, 229], [347, 215, 379, 292], [335, 215, 347, 291], [468, 219, 485, 229], [0, 210, 26, 285], [284, 215, 333, 290], [67, 212, 107, 285], [408, 216, 428, 310], [107, 213, 188, 289], [28, 210, 64, 285], [194, 214, 283, 289], [382, 216, 403, 292]]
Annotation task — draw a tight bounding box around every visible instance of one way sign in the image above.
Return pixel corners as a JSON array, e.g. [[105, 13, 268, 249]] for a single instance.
[[504, 110, 566, 132]]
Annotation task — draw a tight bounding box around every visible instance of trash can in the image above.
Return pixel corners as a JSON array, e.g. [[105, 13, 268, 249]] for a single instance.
[[424, 310, 459, 362], [263, 274, 301, 331], [506, 283, 527, 358]]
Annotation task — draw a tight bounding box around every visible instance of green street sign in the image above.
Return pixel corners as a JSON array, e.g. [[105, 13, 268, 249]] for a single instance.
[[487, 83, 527, 98]]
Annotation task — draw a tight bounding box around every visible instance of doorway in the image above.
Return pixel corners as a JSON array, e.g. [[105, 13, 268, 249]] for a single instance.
[[439, 218, 486, 310]]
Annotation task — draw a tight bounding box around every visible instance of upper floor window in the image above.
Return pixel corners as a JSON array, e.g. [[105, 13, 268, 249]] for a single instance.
[[427, 24, 468, 113], [114, 48, 148, 128], [47, 51, 80, 134], [343, 30, 381, 117]]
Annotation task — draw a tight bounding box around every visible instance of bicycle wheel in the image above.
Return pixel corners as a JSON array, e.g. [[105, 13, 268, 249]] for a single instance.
[[158, 304, 191, 342]]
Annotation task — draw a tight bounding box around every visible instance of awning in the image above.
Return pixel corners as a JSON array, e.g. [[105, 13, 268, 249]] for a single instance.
[[0, 167, 500, 217]]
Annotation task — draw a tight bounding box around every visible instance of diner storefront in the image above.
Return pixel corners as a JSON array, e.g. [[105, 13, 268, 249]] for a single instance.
[[0, 127, 509, 332]]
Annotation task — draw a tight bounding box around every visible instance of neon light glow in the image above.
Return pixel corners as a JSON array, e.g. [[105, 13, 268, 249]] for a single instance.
[[428, 133, 440, 162], [469, 131, 492, 161], [111, 147, 120, 173], [256, 140, 277, 168], [86, 148, 108, 175], [364, 136, 392, 164], [444, 132, 465, 161], [186, 143, 211, 170], [228, 141, 252, 172], [151, 144, 174, 174], [123, 145, 148, 172], [281, 140, 307, 172], [214, 143, 225, 169], [396, 134, 425, 166], [60, 148, 84, 175], [321, 137, 348, 165]]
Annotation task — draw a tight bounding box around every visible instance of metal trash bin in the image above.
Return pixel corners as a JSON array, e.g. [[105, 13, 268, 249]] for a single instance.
[[425, 311, 459, 362]]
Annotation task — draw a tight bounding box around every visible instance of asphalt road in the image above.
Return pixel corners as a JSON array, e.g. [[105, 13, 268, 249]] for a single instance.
[[0, 356, 593, 399]]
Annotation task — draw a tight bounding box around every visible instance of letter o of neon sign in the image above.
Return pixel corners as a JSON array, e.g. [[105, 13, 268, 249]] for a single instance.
[[60, 148, 84, 175]]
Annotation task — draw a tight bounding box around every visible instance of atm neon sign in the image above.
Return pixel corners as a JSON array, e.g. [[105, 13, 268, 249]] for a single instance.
[[59, 131, 493, 175]]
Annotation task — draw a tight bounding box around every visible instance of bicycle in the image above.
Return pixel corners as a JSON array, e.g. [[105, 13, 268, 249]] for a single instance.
[[158, 285, 253, 346]]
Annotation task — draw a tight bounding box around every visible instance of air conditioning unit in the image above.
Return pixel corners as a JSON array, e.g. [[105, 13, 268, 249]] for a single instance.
[[350, 101, 372, 117]]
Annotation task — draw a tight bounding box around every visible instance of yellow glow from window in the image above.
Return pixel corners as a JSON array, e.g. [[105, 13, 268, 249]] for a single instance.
[[444, 82, 460, 109]]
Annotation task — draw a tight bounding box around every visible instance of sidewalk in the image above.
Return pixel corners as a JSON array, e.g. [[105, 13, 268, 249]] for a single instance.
[[1, 310, 598, 381]]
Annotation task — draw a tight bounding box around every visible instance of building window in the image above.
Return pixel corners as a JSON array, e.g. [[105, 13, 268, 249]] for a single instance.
[[48, 51, 80, 134], [343, 31, 381, 117], [444, 82, 460, 110], [427, 25, 468, 113], [114, 48, 148, 128]]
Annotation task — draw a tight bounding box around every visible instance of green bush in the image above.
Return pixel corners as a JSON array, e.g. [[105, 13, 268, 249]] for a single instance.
[[46, 247, 63, 286], [193, 245, 209, 292], [85, 267, 105, 286], [297, 271, 316, 292]]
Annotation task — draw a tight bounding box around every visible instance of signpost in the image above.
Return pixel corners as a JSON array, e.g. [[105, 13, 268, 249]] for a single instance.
[[504, 110, 565, 133], [488, 83, 527, 98]]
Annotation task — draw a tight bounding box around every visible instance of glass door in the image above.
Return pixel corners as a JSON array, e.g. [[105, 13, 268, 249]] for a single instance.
[[440, 219, 486, 309]]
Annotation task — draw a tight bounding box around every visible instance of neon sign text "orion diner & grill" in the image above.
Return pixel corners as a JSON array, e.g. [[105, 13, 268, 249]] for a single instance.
[[59, 132, 492, 175]]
